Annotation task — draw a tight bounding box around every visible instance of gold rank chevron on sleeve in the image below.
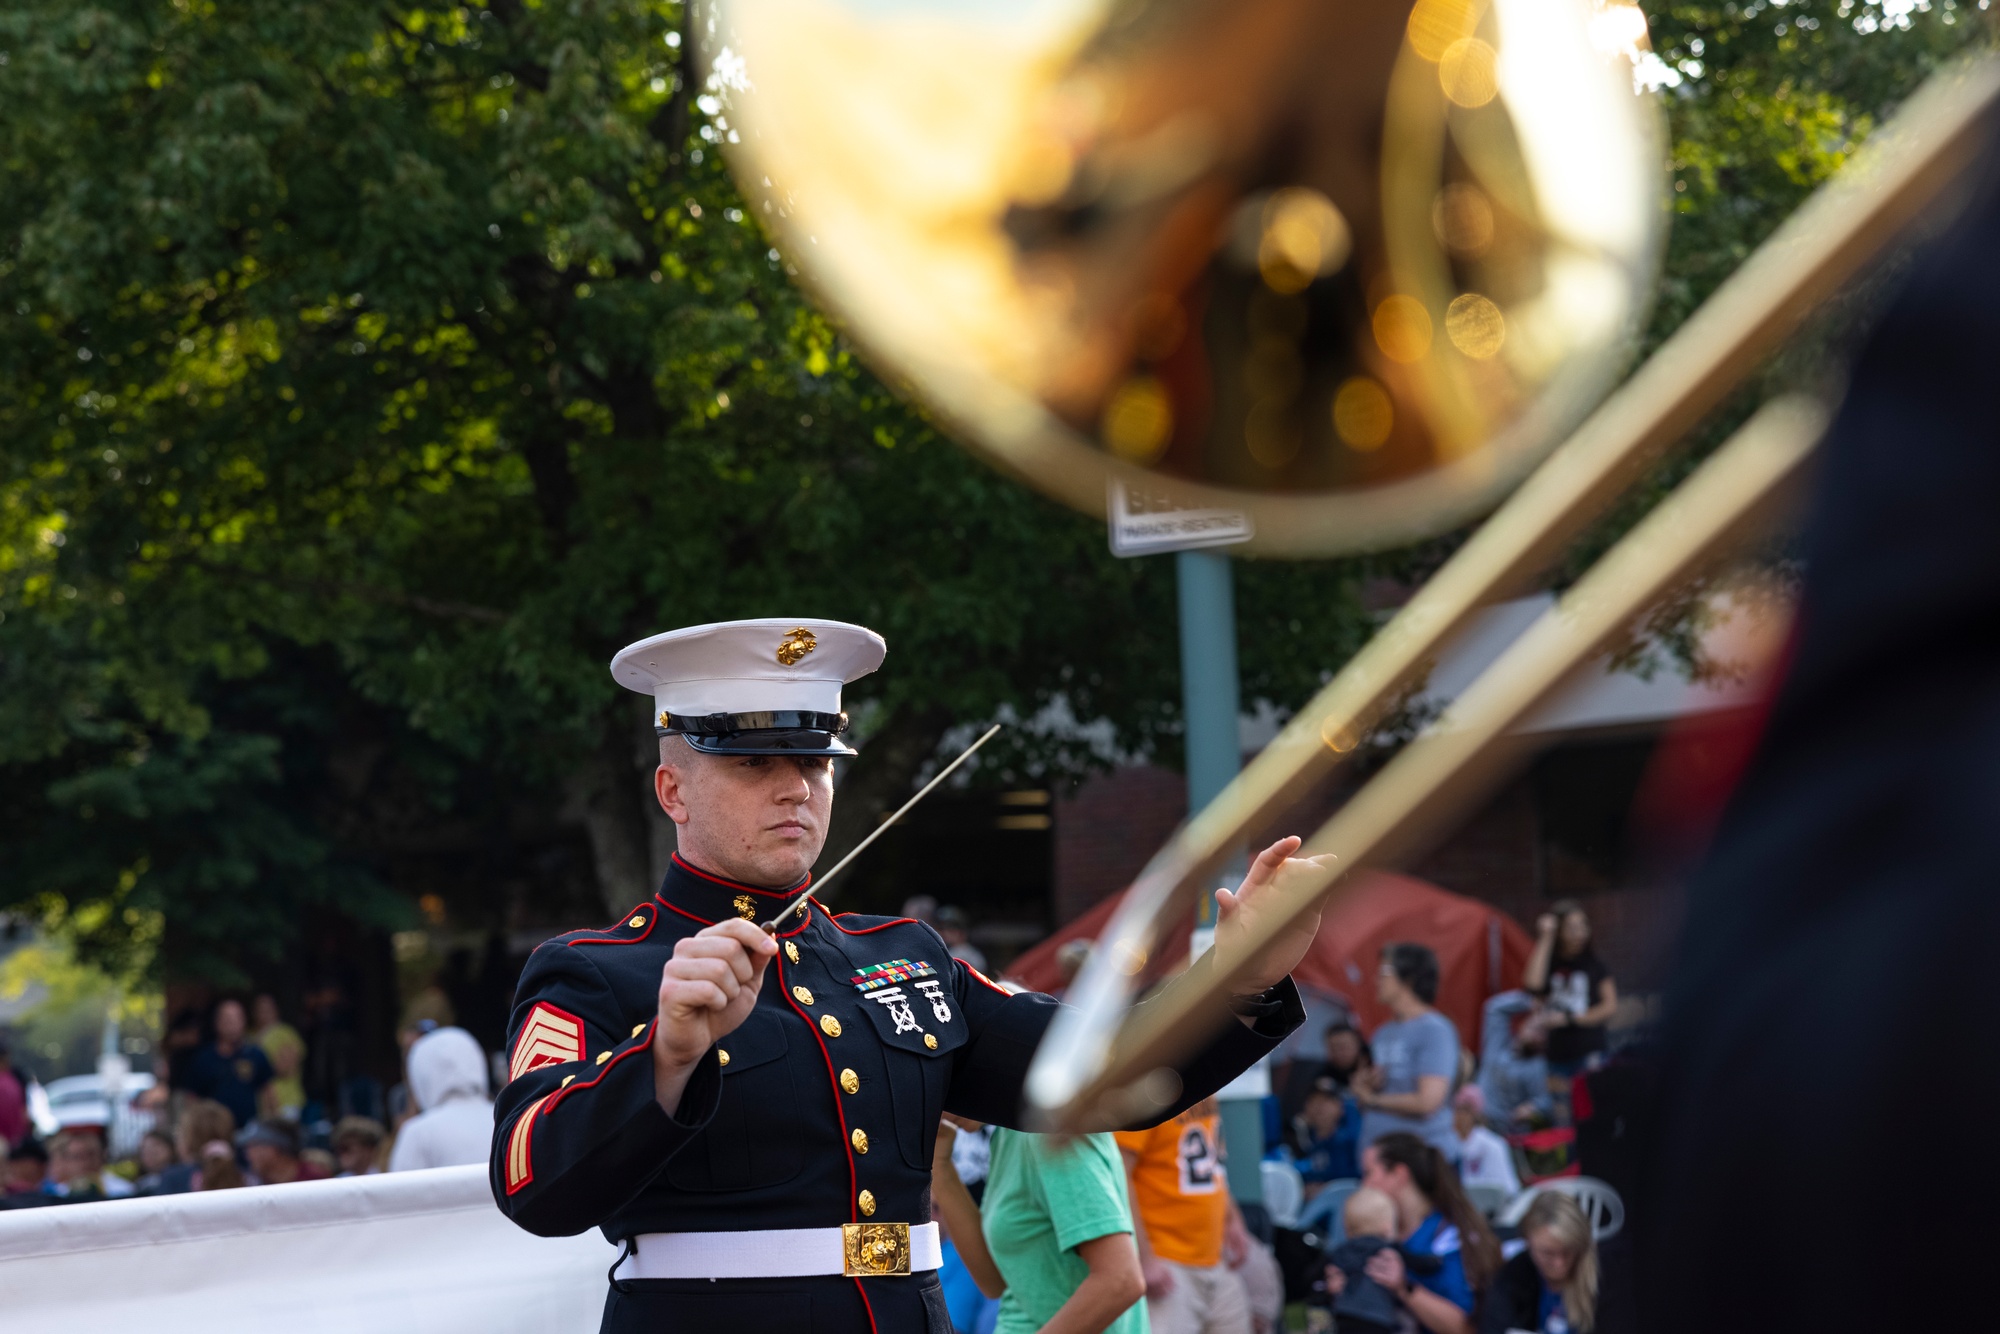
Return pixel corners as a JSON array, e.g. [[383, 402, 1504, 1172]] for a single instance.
[[509, 1003, 585, 1083], [488, 918, 726, 1237]]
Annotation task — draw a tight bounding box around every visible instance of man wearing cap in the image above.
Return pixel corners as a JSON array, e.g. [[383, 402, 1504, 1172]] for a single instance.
[[490, 618, 1326, 1333], [241, 1118, 331, 1184]]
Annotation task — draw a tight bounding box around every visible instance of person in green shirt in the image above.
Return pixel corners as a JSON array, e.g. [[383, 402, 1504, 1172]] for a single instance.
[[934, 1116, 1148, 1334]]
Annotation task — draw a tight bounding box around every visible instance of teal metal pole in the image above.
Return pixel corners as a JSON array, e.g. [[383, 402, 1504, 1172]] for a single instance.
[[1176, 549, 1242, 816], [1175, 549, 1264, 1202]]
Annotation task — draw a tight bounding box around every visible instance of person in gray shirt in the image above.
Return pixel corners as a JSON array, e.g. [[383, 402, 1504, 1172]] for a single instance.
[[1476, 990, 1554, 1132], [1355, 943, 1460, 1155]]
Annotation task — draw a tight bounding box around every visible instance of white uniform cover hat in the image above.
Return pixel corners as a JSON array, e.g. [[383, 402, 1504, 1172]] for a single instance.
[[610, 618, 886, 755]]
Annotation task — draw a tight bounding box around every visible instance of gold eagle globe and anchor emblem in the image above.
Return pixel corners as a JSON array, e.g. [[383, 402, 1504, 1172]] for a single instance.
[[775, 627, 818, 666], [733, 894, 758, 921], [842, 1222, 913, 1277]]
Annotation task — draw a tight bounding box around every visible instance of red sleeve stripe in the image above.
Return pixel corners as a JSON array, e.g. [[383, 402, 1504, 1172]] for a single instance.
[[960, 960, 1012, 997], [544, 1019, 658, 1116]]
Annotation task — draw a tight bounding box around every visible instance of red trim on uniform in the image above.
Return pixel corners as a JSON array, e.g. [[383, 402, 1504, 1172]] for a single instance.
[[829, 913, 1011, 994], [658, 899, 717, 929], [670, 852, 806, 898], [657, 897, 819, 936], [851, 1274, 881, 1334], [825, 913, 918, 936], [777, 951, 860, 1224], [544, 1019, 659, 1115], [567, 901, 660, 949], [958, 960, 1012, 998]]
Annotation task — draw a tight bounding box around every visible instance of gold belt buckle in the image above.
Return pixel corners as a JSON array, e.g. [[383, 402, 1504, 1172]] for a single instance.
[[842, 1222, 912, 1277]]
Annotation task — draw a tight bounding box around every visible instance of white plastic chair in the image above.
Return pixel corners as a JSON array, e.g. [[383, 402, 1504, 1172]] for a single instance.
[[1464, 1182, 1511, 1220], [1293, 1177, 1361, 1243], [1494, 1176, 1626, 1242], [1260, 1159, 1306, 1229]]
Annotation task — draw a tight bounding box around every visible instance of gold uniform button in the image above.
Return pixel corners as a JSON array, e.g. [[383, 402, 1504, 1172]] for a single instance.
[[858, 1190, 877, 1217], [561, 1075, 575, 1087], [840, 1068, 860, 1095], [793, 986, 815, 1006], [924, 1034, 938, 1050], [595, 1052, 611, 1065], [631, 1023, 646, 1037], [851, 1128, 869, 1154], [820, 1015, 842, 1038], [628, 915, 646, 928], [718, 1050, 730, 1067], [785, 941, 800, 963]]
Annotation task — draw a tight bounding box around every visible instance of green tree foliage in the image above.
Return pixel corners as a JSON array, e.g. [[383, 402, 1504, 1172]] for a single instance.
[[0, 0, 1385, 979], [0, 920, 163, 1080], [1651, 0, 1983, 332], [0, 0, 1982, 984], [1572, 0, 1983, 598]]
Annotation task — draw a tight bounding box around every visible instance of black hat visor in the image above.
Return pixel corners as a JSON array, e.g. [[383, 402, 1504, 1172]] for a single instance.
[[661, 710, 856, 757]]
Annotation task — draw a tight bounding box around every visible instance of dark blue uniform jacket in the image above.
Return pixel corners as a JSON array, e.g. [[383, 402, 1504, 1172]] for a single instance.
[[490, 854, 1302, 1333]]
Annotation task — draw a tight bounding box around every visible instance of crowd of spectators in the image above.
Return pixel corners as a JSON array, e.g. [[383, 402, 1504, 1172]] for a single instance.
[[919, 899, 1620, 1334], [0, 993, 496, 1210], [1259, 900, 1622, 1334], [0, 900, 1620, 1334], [0, 904, 1003, 1215]]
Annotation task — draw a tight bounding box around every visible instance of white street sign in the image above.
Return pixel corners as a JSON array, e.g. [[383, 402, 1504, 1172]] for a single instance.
[[1106, 479, 1254, 558]]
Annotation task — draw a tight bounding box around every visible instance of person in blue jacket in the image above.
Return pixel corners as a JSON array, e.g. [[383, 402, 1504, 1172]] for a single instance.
[[1292, 1074, 1361, 1187]]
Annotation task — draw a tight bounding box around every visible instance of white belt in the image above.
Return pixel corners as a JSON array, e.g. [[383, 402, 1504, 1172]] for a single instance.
[[623, 1222, 942, 1280]]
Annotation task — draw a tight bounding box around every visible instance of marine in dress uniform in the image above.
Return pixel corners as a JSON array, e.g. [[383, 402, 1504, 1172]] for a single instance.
[[489, 618, 1307, 1333]]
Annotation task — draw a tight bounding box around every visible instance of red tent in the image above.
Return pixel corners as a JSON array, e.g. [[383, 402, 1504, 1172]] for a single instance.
[[1006, 870, 1533, 1048]]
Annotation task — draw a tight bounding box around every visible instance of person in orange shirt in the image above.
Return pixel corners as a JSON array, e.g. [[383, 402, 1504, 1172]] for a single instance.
[[1115, 1097, 1252, 1334]]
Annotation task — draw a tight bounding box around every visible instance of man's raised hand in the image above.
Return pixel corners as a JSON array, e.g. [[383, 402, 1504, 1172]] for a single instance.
[[1212, 835, 1338, 995], [652, 918, 778, 1113]]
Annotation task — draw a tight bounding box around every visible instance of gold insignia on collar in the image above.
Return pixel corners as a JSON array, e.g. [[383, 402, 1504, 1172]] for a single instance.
[[776, 626, 818, 666], [733, 894, 757, 920]]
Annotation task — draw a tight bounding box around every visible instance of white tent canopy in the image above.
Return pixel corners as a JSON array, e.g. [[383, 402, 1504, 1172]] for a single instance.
[[1415, 592, 1766, 735], [0, 1165, 614, 1332]]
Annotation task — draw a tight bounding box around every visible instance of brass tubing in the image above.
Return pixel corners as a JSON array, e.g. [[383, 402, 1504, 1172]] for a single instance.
[[1024, 57, 2000, 1123], [1035, 396, 1828, 1126]]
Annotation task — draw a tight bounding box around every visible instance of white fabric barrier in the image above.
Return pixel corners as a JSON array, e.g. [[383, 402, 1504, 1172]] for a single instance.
[[0, 1164, 615, 1331]]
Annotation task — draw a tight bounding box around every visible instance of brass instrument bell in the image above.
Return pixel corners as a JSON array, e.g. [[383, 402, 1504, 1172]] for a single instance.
[[705, 0, 1666, 554]]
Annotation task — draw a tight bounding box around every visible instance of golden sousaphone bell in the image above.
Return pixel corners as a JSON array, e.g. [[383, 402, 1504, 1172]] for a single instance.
[[706, 0, 2000, 1128]]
